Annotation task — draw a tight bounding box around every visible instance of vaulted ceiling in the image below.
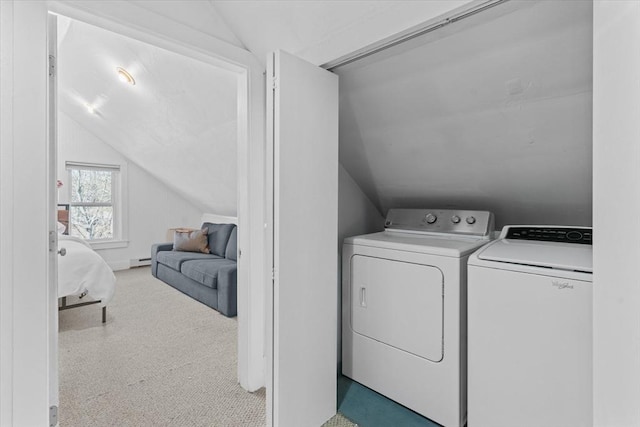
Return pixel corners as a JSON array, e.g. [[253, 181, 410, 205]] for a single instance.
[[57, 0, 473, 217], [334, 0, 593, 227], [58, 0, 594, 227], [210, 0, 470, 65], [57, 15, 239, 215]]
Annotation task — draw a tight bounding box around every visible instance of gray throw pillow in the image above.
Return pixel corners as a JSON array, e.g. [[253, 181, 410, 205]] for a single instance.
[[173, 228, 209, 253]]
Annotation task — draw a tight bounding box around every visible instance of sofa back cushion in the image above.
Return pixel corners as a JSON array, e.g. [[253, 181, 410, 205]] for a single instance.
[[202, 223, 236, 257], [225, 227, 238, 261]]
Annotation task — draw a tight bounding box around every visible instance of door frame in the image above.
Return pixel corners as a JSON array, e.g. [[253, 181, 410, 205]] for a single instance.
[[1, 1, 266, 424], [47, 12, 60, 420], [45, 1, 267, 392]]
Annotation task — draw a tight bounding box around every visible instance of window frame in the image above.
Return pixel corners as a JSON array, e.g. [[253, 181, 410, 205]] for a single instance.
[[65, 161, 128, 248]]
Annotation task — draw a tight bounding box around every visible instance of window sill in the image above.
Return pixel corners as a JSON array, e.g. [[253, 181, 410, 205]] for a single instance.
[[89, 240, 129, 250]]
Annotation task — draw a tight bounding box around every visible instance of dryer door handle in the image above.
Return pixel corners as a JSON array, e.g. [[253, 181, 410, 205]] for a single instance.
[[360, 286, 367, 308]]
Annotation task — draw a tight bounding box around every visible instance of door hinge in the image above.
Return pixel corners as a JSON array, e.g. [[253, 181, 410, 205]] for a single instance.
[[49, 405, 58, 427], [48, 55, 56, 78], [271, 267, 276, 281], [271, 76, 278, 90], [49, 230, 56, 253]]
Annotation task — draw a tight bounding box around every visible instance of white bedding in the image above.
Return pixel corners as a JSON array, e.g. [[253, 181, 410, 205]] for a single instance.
[[58, 235, 116, 306]]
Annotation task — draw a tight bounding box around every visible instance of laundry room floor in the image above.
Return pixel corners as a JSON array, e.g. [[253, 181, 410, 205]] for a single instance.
[[338, 375, 441, 427]]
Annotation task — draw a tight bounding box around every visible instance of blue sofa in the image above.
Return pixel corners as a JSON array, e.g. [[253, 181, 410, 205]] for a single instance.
[[151, 222, 237, 317]]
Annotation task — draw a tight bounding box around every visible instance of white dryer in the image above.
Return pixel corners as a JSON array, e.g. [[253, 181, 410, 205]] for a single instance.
[[342, 208, 494, 427], [467, 225, 593, 427]]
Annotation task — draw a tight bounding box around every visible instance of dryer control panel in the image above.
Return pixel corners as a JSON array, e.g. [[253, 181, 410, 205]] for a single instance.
[[504, 226, 592, 245], [385, 208, 494, 237]]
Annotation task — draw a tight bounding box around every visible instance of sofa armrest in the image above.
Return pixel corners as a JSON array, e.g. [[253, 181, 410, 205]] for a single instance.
[[151, 242, 173, 277], [217, 264, 237, 317]]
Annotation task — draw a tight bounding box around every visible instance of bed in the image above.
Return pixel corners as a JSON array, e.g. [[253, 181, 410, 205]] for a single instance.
[[58, 234, 116, 323]]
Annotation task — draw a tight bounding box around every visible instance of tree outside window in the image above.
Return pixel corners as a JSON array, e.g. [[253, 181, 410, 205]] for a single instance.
[[67, 163, 119, 240]]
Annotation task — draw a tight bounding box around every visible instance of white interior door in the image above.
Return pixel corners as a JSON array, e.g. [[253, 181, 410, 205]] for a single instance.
[[47, 12, 60, 426], [266, 50, 339, 427]]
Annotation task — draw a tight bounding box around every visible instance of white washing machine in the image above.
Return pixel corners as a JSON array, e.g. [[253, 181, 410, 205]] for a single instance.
[[342, 208, 494, 427], [467, 225, 593, 427]]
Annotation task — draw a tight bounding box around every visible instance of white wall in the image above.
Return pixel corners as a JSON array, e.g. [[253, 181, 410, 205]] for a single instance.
[[57, 112, 203, 270], [336, 0, 593, 229], [338, 164, 385, 248], [593, 2, 640, 426], [337, 164, 385, 364]]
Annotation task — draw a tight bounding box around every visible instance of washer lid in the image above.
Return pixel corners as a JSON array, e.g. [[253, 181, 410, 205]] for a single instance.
[[346, 231, 491, 257], [476, 239, 592, 273]]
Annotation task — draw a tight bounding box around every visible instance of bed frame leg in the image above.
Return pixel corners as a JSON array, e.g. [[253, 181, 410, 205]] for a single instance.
[[102, 306, 106, 323]]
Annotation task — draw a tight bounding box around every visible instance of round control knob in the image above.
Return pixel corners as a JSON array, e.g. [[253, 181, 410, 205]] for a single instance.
[[451, 215, 461, 224], [466, 216, 476, 225], [425, 213, 437, 224]]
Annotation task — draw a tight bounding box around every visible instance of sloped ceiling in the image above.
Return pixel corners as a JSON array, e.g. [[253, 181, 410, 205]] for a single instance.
[[335, 0, 593, 227], [58, 1, 465, 219], [129, 0, 246, 50], [211, 0, 470, 65], [211, 0, 409, 63], [58, 17, 238, 215], [57, 1, 594, 228]]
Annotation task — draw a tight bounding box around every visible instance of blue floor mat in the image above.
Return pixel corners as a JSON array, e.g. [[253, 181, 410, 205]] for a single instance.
[[337, 375, 442, 427]]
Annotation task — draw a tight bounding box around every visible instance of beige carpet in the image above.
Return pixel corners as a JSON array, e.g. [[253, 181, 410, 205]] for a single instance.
[[322, 413, 358, 427], [59, 267, 264, 426], [59, 266, 355, 427]]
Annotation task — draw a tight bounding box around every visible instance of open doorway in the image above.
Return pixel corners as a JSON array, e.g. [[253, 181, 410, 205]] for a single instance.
[[50, 12, 265, 425]]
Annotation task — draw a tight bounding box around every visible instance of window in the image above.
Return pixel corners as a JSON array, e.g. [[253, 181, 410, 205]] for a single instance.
[[66, 162, 121, 241]]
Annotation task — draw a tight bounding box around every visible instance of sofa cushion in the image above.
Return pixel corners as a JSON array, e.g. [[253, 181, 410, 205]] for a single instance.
[[202, 223, 236, 257], [156, 251, 222, 271], [225, 227, 238, 261], [181, 258, 237, 289]]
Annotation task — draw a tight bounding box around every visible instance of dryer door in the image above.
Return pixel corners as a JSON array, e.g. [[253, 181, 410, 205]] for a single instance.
[[350, 255, 444, 362]]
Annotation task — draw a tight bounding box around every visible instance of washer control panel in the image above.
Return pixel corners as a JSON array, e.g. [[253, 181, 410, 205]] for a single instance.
[[504, 226, 592, 245], [385, 209, 494, 237]]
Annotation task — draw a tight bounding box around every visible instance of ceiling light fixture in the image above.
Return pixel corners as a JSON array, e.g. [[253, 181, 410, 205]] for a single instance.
[[116, 67, 135, 85]]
